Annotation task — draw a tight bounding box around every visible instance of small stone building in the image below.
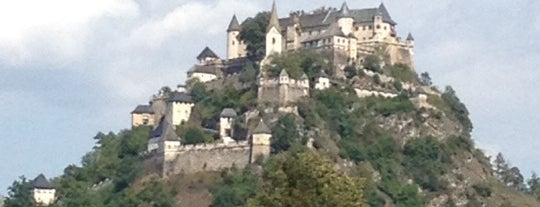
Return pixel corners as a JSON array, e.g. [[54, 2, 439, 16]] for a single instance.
[[131, 105, 155, 127]]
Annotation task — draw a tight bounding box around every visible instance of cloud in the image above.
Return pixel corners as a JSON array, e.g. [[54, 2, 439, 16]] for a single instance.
[[0, 0, 139, 66]]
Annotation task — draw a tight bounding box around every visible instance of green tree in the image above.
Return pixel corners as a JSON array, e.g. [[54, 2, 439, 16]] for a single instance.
[[363, 55, 381, 72], [239, 61, 258, 83], [4, 176, 36, 207], [271, 114, 300, 153], [177, 123, 213, 144], [442, 86, 473, 133], [420, 72, 432, 86], [212, 169, 259, 207], [527, 172, 540, 199], [247, 151, 366, 207], [240, 12, 270, 59]]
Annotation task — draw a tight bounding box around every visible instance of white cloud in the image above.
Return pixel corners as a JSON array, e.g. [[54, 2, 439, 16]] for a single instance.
[[0, 0, 139, 66], [128, 0, 260, 48]]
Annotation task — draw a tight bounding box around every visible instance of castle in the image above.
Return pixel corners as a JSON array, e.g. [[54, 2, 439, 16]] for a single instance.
[[135, 1, 416, 176]]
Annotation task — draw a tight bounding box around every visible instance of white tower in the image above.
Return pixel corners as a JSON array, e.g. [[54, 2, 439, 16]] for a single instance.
[[251, 119, 272, 162], [227, 15, 242, 59], [337, 2, 354, 36], [265, 1, 282, 57]]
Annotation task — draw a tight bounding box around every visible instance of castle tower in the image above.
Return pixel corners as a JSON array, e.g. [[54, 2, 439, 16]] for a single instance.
[[315, 70, 330, 90], [250, 119, 272, 162], [32, 174, 56, 206], [278, 69, 289, 105], [337, 2, 354, 36], [265, 1, 282, 57], [220, 108, 237, 139], [406, 32, 415, 46], [227, 15, 242, 59], [168, 91, 194, 126]]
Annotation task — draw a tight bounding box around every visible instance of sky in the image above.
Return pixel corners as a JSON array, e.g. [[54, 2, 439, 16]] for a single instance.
[[1, 0, 539, 195]]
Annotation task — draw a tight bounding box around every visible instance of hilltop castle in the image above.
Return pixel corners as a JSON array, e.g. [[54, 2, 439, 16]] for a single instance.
[[135, 1, 417, 177]]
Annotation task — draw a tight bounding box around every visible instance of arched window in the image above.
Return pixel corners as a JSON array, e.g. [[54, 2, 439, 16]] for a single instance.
[[272, 38, 276, 44]]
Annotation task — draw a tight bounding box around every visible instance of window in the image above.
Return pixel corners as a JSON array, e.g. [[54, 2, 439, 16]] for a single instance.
[[377, 25, 381, 29], [232, 41, 235, 45], [368, 26, 372, 30], [384, 26, 387, 30], [363, 26, 366, 30], [272, 38, 276, 44]]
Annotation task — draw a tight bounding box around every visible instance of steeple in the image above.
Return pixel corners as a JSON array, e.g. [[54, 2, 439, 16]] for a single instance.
[[406, 32, 414, 41], [377, 2, 396, 25], [337, 1, 352, 18], [267, 1, 281, 32], [227, 14, 241, 32]]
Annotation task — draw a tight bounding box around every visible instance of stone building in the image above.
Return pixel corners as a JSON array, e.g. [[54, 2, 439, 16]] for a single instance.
[[143, 108, 272, 176], [226, 1, 414, 76], [131, 105, 154, 127], [32, 174, 55, 206], [168, 91, 194, 126], [314, 70, 330, 90], [257, 69, 310, 106]]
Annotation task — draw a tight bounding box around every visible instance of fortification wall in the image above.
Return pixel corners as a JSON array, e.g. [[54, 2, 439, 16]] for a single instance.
[[162, 142, 251, 176]]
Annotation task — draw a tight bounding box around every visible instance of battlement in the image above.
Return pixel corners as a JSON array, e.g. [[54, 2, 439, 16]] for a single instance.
[[163, 141, 250, 153], [259, 77, 309, 89]]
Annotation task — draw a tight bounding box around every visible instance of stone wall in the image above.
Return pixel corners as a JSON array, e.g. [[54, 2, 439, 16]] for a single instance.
[[162, 142, 251, 176]]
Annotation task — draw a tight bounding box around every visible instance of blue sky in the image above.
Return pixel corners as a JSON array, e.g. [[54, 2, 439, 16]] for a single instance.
[[1, 0, 539, 195]]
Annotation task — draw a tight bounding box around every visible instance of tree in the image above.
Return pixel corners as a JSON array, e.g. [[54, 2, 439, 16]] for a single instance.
[[247, 151, 366, 207], [239, 61, 258, 83], [363, 55, 381, 72], [190, 80, 209, 103], [420, 72, 432, 86], [4, 176, 36, 207], [527, 172, 540, 199], [271, 114, 300, 153], [494, 153, 509, 182], [344, 65, 358, 79], [240, 12, 270, 59], [212, 169, 259, 207], [177, 123, 213, 144], [442, 86, 473, 133]]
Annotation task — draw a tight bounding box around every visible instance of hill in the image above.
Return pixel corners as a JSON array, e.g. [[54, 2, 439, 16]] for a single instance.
[[4, 2, 540, 207]]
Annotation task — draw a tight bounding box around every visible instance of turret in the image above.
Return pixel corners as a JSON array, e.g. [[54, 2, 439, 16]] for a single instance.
[[279, 69, 289, 84], [265, 1, 283, 57], [250, 119, 272, 162], [337, 2, 354, 36], [32, 174, 56, 205], [227, 15, 242, 59], [315, 70, 330, 90], [220, 108, 237, 139], [406, 32, 415, 46]]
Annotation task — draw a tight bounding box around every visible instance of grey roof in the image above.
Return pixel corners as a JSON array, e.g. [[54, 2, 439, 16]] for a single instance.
[[406, 32, 414, 41], [131, 105, 154, 114], [253, 119, 271, 134], [376, 3, 396, 25], [220, 108, 237, 118], [302, 22, 346, 42], [196, 47, 219, 60], [278, 3, 396, 30], [279, 69, 289, 77], [32, 174, 54, 189], [300, 73, 308, 80], [337, 2, 352, 18], [227, 14, 241, 32], [189, 64, 219, 75], [317, 70, 329, 78], [168, 92, 193, 103], [151, 116, 180, 141]]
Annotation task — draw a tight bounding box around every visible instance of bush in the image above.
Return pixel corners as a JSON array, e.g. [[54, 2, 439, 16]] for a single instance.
[[472, 183, 492, 197]]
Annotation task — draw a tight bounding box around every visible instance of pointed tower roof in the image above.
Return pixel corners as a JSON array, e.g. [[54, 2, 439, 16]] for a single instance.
[[220, 108, 237, 118], [227, 14, 241, 32], [253, 119, 271, 134], [337, 2, 352, 18], [32, 174, 54, 189], [406, 32, 414, 41], [196, 47, 220, 60], [267, 1, 281, 32], [317, 70, 329, 78], [279, 69, 289, 77], [300, 73, 308, 80], [377, 3, 396, 25]]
